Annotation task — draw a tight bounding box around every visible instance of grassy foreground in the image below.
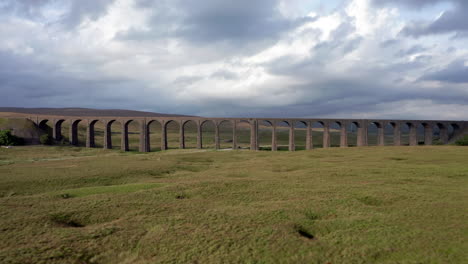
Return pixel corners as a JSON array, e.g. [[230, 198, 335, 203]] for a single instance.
[[0, 146, 467, 263]]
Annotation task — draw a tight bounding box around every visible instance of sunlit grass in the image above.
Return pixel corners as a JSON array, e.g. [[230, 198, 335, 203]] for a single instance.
[[0, 145, 466, 263]]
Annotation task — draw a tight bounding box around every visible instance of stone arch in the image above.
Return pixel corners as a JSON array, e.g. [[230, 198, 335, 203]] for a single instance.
[[200, 120, 216, 149], [399, 122, 411, 146], [420, 122, 432, 145], [121, 119, 136, 151], [294, 120, 309, 150], [384, 122, 396, 146], [218, 120, 234, 149], [38, 119, 49, 130], [147, 119, 163, 151], [328, 121, 341, 148], [37, 119, 53, 139], [414, 122, 425, 145], [406, 122, 418, 146], [347, 121, 361, 147], [449, 123, 461, 138], [87, 119, 106, 148], [334, 121, 347, 147], [449, 123, 461, 140], [121, 119, 147, 151], [236, 120, 251, 149], [367, 121, 383, 146], [257, 120, 273, 151], [312, 121, 326, 148], [69, 119, 83, 146], [54, 119, 66, 141], [104, 120, 121, 150], [276, 120, 291, 151], [162, 120, 181, 150], [181, 120, 197, 149], [433, 123, 447, 144]]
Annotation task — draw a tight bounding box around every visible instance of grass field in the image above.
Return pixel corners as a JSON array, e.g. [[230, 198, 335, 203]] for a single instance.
[[0, 146, 467, 263]]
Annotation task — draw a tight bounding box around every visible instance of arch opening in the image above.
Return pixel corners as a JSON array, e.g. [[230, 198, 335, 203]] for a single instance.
[[88, 120, 105, 148], [200, 120, 216, 149], [384, 123, 395, 146], [164, 120, 180, 150], [400, 123, 411, 146], [106, 120, 122, 150], [329, 122, 341, 147], [123, 120, 141, 151], [449, 123, 461, 140], [181, 120, 197, 149], [347, 122, 360, 147], [367, 122, 381, 146], [294, 121, 308, 150], [218, 120, 234, 149], [416, 123, 426, 145], [38, 120, 53, 141], [148, 120, 162, 151], [62, 119, 85, 146], [276, 121, 290, 151], [236, 120, 251, 150], [257, 120, 273, 151], [312, 121, 325, 148]]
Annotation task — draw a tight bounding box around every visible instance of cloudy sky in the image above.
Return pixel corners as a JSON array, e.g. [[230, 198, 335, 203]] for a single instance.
[[1, 0, 467, 119]]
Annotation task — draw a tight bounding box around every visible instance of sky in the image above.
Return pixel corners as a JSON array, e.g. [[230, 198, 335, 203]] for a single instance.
[[1, 0, 467, 119]]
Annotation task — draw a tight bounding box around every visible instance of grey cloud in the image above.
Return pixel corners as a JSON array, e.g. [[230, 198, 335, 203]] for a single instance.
[[266, 20, 360, 76], [60, 0, 115, 29], [380, 39, 399, 48], [210, 70, 239, 80], [396, 45, 427, 56], [371, 0, 448, 8], [400, 1, 468, 37], [0, 51, 175, 113], [0, 0, 115, 29], [421, 60, 468, 83], [370, 0, 468, 38], [0, 0, 53, 21], [121, 0, 315, 55]]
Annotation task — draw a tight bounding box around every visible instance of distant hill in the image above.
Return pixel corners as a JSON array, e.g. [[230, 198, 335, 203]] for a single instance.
[[0, 107, 195, 117]]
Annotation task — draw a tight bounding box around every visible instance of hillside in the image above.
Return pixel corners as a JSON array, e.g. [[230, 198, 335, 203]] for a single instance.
[[0, 107, 194, 117], [0, 118, 44, 144]]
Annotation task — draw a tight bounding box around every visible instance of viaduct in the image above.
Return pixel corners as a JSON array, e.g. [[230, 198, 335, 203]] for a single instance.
[[21, 115, 468, 152]]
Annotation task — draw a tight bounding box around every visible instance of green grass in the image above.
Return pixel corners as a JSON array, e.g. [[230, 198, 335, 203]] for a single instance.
[[53, 183, 164, 198], [0, 146, 467, 263]]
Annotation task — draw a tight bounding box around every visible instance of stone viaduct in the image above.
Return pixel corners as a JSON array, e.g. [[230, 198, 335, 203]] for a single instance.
[[24, 115, 468, 152]]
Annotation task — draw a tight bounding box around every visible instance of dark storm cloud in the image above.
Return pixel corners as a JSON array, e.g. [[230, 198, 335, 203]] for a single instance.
[[421, 60, 468, 83]]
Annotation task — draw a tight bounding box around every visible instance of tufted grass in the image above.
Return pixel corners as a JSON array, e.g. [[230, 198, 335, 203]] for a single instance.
[[0, 145, 467, 263]]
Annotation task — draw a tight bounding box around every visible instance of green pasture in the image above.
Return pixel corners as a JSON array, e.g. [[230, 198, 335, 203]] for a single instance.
[[0, 145, 466, 263]]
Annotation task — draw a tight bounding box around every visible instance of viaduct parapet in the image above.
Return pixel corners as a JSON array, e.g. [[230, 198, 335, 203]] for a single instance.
[[13, 114, 468, 152]]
